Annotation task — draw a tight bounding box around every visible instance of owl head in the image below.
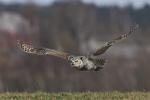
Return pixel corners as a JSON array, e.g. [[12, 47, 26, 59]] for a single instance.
[[68, 55, 86, 68]]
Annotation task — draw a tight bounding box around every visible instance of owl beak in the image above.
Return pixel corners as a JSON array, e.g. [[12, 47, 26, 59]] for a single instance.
[[71, 62, 74, 66]]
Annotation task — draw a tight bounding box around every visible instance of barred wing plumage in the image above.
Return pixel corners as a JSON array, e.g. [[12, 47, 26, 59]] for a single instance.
[[92, 24, 139, 56], [17, 40, 70, 60]]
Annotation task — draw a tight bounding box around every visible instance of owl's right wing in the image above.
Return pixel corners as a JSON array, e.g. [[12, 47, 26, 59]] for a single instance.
[[17, 40, 70, 60]]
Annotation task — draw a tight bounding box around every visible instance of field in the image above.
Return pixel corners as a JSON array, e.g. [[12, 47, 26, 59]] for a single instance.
[[0, 92, 150, 100]]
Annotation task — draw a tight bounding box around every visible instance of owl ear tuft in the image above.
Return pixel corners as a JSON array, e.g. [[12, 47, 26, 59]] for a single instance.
[[68, 55, 74, 60]]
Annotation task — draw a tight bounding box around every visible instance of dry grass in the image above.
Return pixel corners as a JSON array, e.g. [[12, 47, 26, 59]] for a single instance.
[[0, 92, 149, 100]]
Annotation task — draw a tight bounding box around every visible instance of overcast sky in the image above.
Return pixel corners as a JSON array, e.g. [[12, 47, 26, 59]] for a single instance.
[[0, 0, 150, 8]]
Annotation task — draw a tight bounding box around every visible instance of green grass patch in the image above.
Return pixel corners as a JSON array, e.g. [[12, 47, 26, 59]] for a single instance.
[[0, 92, 149, 100]]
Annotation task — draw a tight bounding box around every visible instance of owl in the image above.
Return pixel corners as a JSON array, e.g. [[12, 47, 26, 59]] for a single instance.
[[17, 24, 138, 71]]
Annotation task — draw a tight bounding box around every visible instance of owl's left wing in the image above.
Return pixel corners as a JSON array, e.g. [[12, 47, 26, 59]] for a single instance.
[[92, 24, 139, 56], [17, 40, 70, 60]]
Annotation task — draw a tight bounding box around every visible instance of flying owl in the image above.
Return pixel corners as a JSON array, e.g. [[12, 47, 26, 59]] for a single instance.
[[17, 24, 139, 71]]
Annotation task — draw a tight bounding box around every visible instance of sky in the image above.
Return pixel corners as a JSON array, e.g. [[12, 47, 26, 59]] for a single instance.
[[0, 0, 150, 8]]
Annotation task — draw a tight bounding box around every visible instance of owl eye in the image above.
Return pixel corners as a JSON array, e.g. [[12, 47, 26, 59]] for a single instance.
[[80, 56, 83, 60]]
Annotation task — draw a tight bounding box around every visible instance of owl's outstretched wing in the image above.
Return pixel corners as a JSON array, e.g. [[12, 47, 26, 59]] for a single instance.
[[92, 24, 139, 56], [17, 40, 70, 60]]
